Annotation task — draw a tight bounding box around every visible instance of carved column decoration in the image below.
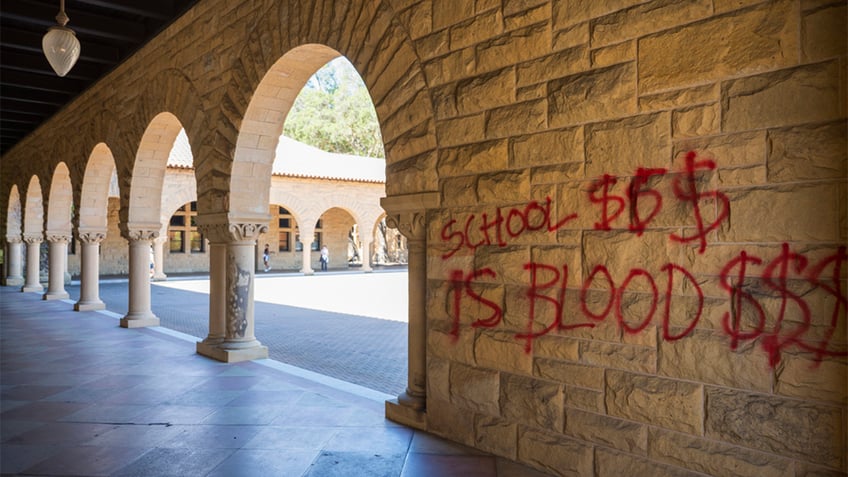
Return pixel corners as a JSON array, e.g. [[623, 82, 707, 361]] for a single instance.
[[44, 232, 71, 300], [22, 234, 44, 292], [5, 235, 24, 287], [196, 221, 269, 363], [75, 230, 106, 311], [120, 229, 160, 328]]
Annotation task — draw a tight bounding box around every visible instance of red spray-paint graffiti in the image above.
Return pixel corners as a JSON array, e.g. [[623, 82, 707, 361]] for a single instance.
[[586, 152, 729, 252], [449, 245, 846, 367], [440, 197, 576, 259], [440, 153, 845, 368]]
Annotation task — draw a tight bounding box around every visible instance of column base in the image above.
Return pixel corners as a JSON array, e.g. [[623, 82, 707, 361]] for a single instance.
[[22, 284, 43, 293], [385, 398, 428, 431], [43, 291, 70, 300], [75, 300, 106, 311], [196, 341, 268, 363], [152, 273, 167, 281], [120, 313, 160, 328], [5, 277, 24, 287], [301, 269, 314, 276]]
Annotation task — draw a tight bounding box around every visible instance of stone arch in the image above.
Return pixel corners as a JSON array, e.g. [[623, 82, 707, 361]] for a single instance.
[[6, 186, 22, 239], [212, 0, 438, 221], [118, 70, 204, 234], [45, 163, 73, 236], [23, 176, 44, 237], [125, 112, 187, 232], [79, 143, 118, 232]]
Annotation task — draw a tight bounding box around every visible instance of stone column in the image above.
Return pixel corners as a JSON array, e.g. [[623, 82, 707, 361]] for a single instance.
[[196, 224, 227, 354], [74, 230, 106, 311], [152, 236, 168, 281], [5, 235, 24, 286], [120, 230, 160, 328], [196, 222, 268, 363], [360, 234, 373, 273], [22, 234, 44, 293], [381, 192, 439, 430], [299, 223, 315, 275], [43, 233, 70, 300]]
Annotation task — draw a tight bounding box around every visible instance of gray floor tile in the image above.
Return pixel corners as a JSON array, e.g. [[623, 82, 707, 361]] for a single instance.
[[111, 447, 234, 477], [207, 448, 318, 477], [23, 444, 150, 476]]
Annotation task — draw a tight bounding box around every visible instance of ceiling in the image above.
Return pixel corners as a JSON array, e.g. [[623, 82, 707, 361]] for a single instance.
[[0, 0, 202, 156]]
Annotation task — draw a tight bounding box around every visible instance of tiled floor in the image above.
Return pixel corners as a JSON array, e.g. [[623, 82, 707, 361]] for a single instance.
[[0, 286, 551, 476]]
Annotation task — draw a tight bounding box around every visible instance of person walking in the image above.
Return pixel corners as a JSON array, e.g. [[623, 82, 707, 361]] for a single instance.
[[320, 245, 329, 271], [263, 244, 270, 272]]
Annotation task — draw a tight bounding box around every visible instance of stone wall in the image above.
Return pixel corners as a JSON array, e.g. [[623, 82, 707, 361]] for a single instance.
[[1, 0, 845, 475]]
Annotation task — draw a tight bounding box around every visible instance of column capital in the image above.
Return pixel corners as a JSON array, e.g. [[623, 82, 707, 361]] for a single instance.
[[5, 234, 22, 244], [381, 192, 440, 243], [200, 222, 268, 244], [78, 230, 107, 244], [385, 212, 427, 243], [45, 232, 71, 244], [22, 233, 43, 244], [127, 229, 159, 241]]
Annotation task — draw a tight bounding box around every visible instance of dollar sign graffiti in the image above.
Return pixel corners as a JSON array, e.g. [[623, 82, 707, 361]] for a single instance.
[[670, 151, 730, 254], [719, 251, 765, 350], [761, 243, 811, 367]]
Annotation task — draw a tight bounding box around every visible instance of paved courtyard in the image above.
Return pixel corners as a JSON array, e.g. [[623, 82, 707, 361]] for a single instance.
[[66, 270, 409, 396]]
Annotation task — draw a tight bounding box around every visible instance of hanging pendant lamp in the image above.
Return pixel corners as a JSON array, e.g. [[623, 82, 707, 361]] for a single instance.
[[42, 0, 81, 77]]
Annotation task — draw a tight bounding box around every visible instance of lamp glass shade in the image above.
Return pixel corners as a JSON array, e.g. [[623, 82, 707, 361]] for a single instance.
[[42, 26, 80, 77]]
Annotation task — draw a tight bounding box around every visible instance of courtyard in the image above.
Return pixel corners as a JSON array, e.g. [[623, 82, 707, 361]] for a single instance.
[[67, 270, 409, 396]]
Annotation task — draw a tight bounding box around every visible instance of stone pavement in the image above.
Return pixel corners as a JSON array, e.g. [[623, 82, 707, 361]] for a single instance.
[[66, 270, 408, 396], [0, 286, 552, 476]]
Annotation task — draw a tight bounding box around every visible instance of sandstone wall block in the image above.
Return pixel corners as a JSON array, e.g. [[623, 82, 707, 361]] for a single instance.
[[428, 397, 476, 447], [776, 354, 848, 404], [720, 182, 841, 243], [595, 447, 702, 477], [500, 373, 564, 431], [585, 112, 671, 177], [648, 427, 793, 477], [552, 0, 651, 30], [766, 120, 848, 183], [517, 425, 594, 476], [428, 356, 451, 403], [486, 99, 548, 139], [705, 386, 845, 468], [658, 330, 773, 392], [534, 358, 605, 389], [606, 370, 703, 434], [639, 83, 719, 112], [437, 140, 509, 178], [474, 414, 518, 459], [722, 61, 843, 133], [450, 362, 500, 415], [516, 45, 590, 88], [548, 62, 637, 127], [456, 67, 515, 116], [638, 0, 798, 94], [590, 0, 712, 48], [565, 408, 648, 454], [511, 126, 584, 168], [801, 2, 848, 62], [475, 329, 534, 374], [581, 340, 657, 374], [563, 384, 605, 413]]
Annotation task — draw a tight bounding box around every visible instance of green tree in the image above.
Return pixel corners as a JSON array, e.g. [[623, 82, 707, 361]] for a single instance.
[[283, 57, 384, 158]]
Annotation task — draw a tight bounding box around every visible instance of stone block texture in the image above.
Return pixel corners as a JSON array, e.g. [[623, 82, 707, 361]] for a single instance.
[[2, 0, 845, 475]]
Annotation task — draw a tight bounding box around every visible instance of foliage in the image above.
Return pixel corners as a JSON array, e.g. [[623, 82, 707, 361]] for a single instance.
[[283, 57, 385, 158]]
